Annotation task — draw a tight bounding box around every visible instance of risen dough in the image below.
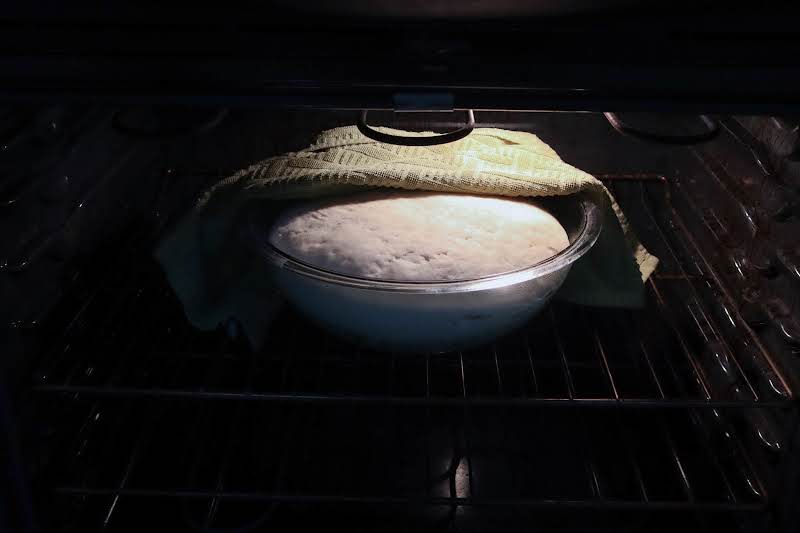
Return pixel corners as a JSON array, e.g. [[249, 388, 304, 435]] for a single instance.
[[268, 191, 570, 282]]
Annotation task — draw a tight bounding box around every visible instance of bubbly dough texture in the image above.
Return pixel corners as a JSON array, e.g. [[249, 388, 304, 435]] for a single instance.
[[268, 191, 570, 282]]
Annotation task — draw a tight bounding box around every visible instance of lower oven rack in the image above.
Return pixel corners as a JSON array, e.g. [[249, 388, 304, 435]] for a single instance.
[[24, 175, 798, 531], [39, 401, 767, 508]]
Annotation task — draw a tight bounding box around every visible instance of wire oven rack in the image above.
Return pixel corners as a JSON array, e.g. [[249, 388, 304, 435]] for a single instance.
[[26, 175, 797, 531], [30, 175, 794, 408]]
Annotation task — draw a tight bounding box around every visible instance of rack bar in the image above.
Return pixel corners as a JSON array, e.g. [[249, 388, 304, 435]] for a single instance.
[[51, 487, 767, 512], [592, 328, 620, 400], [548, 308, 576, 400], [659, 422, 696, 504], [523, 333, 539, 395], [491, 345, 504, 395], [638, 340, 668, 400], [31, 384, 791, 407], [458, 353, 476, 498], [102, 403, 162, 530]]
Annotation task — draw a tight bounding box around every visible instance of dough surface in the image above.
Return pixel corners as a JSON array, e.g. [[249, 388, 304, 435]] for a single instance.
[[268, 191, 570, 281]]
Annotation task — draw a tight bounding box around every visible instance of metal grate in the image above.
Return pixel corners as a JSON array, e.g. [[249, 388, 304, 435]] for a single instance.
[[36, 396, 768, 522], [30, 176, 794, 408]]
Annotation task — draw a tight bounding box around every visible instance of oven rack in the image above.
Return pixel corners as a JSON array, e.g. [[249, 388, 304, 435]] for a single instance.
[[28, 176, 794, 409], [36, 395, 768, 525]]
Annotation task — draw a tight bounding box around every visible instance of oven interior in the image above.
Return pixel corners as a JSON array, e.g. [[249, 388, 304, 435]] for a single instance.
[[2, 108, 800, 532]]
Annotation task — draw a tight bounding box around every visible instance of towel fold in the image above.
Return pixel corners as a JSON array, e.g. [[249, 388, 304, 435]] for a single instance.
[[156, 126, 658, 347]]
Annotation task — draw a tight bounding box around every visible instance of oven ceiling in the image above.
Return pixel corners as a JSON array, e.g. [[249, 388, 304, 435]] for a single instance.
[[1, 3, 800, 112]]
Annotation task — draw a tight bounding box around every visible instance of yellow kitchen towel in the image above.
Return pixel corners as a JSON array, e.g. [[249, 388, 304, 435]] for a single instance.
[[156, 126, 658, 346]]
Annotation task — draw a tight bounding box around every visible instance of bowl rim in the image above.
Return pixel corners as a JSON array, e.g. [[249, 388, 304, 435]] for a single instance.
[[253, 192, 604, 294]]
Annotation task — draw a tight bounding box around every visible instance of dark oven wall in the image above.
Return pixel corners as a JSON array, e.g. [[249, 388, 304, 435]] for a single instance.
[[2, 107, 164, 383]]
